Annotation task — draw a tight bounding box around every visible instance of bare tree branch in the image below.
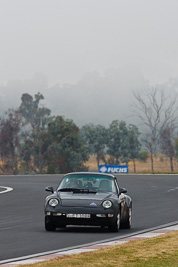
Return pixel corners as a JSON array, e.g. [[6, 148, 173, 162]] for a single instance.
[[132, 86, 178, 172]]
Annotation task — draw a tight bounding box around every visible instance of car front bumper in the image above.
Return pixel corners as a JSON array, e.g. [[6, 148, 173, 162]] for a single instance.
[[45, 206, 118, 227]]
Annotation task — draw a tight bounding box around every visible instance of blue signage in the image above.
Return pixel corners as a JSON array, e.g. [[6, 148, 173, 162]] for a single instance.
[[99, 165, 129, 174]]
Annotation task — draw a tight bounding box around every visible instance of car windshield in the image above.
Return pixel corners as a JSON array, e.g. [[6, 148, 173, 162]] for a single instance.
[[57, 173, 117, 193]]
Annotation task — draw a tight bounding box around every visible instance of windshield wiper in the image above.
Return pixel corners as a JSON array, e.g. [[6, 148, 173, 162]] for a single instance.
[[58, 188, 97, 193]]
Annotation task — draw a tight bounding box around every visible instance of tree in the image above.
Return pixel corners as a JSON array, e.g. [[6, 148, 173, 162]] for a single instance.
[[160, 125, 175, 172], [19, 138, 34, 171], [128, 124, 141, 173], [80, 124, 107, 168], [19, 92, 51, 172], [133, 87, 178, 172], [0, 109, 22, 174], [45, 116, 88, 173], [19, 93, 51, 129], [107, 120, 129, 164], [175, 138, 178, 160]]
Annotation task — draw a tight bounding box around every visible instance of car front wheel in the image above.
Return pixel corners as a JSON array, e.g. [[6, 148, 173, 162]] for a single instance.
[[45, 218, 56, 231], [121, 207, 132, 229], [108, 212, 120, 232]]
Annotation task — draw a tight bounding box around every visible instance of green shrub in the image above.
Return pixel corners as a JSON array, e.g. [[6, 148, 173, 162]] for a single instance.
[[138, 151, 149, 162]]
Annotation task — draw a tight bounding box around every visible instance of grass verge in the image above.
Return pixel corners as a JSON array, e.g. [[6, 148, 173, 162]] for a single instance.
[[20, 231, 178, 267]]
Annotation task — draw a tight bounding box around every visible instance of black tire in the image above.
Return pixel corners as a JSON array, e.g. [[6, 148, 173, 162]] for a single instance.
[[121, 207, 132, 229], [108, 212, 120, 232], [45, 219, 56, 231]]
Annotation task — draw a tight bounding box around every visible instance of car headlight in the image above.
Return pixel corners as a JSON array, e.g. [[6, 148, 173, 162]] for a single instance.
[[102, 200, 112, 208], [48, 198, 59, 207]]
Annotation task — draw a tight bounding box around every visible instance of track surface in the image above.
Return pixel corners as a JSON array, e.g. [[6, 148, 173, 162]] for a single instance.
[[0, 174, 178, 261]]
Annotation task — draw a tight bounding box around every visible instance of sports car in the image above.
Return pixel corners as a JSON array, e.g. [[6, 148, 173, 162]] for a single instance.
[[44, 172, 132, 232]]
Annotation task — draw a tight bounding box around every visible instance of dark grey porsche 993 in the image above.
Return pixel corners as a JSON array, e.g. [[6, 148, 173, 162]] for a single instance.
[[45, 172, 132, 232]]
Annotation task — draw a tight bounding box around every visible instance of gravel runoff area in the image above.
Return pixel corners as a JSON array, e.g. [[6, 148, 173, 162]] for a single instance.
[[1, 222, 178, 266]]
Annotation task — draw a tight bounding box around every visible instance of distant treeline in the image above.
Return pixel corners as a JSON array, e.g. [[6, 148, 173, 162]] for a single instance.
[[0, 92, 142, 174], [0, 90, 178, 174]]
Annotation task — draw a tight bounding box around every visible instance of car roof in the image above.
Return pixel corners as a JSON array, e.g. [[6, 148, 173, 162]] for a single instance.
[[64, 172, 115, 179]]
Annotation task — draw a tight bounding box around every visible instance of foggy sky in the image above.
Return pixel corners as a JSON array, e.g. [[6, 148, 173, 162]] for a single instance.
[[0, 0, 178, 126]]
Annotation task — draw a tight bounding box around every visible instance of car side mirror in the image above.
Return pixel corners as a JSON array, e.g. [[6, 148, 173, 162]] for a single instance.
[[119, 187, 127, 194], [45, 186, 54, 193]]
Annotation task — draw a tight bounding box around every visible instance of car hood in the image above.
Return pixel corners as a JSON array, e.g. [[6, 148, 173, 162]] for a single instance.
[[58, 192, 114, 207]]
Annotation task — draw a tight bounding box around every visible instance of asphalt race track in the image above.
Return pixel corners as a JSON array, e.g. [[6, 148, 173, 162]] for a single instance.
[[0, 174, 178, 262]]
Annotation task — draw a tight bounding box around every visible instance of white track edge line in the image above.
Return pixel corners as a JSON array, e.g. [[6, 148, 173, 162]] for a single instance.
[[0, 186, 13, 194]]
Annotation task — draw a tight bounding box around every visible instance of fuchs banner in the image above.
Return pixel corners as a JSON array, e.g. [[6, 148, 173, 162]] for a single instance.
[[99, 165, 129, 174]]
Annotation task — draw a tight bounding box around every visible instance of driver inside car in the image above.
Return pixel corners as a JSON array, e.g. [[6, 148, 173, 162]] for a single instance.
[[69, 179, 79, 188]]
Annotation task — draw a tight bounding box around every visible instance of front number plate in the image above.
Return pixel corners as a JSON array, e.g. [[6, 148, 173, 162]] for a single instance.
[[66, 214, 91, 218]]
